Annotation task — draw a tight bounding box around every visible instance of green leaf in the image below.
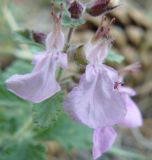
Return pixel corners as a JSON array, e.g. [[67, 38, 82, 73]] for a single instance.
[[13, 30, 44, 52], [62, 14, 86, 27], [32, 92, 64, 128], [35, 114, 92, 150], [107, 50, 124, 63], [1, 138, 46, 160]]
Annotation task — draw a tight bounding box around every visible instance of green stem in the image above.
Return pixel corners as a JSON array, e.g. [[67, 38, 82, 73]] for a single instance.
[[14, 118, 33, 140]]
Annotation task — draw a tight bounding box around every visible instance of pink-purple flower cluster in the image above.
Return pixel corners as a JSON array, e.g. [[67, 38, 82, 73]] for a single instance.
[[5, 2, 143, 160]]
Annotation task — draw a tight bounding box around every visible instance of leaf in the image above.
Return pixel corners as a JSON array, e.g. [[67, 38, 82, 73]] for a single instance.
[[35, 114, 92, 150], [62, 13, 86, 27], [32, 92, 64, 128], [1, 138, 46, 160], [107, 50, 124, 63], [13, 30, 44, 52]]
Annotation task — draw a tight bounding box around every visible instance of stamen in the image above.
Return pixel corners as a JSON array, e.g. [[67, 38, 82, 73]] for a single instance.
[[92, 17, 115, 41], [50, 2, 63, 22], [114, 81, 124, 90], [59, 3, 63, 19], [119, 62, 141, 78], [51, 3, 55, 18]]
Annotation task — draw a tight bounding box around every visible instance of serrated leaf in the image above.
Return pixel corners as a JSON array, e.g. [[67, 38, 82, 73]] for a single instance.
[[32, 92, 64, 128], [35, 114, 92, 150], [107, 50, 124, 63]]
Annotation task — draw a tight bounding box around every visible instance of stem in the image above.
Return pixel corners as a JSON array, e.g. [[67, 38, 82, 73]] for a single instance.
[[14, 118, 33, 140], [57, 28, 74, 81], [67, 28, 74, 44]]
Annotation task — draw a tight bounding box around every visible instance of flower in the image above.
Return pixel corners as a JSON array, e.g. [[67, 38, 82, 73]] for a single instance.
[[64, 40, 126, 129], [93, 127, 117, 160], [91, 62, 143, 159], [5, 4, 67, 103]]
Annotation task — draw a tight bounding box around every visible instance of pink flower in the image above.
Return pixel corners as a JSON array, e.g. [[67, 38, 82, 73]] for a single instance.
[[64, 41, 126, 128], [93, 127, 117, 160], [5, 4, 67, 103]]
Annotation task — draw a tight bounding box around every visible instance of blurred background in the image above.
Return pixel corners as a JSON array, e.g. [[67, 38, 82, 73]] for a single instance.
[[0, 0, 152, 160]]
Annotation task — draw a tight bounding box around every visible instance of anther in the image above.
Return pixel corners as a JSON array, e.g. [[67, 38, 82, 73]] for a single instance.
[[93, 16, 115, 41], [59, 3, 63, 19], [114, 82, 124, 90]]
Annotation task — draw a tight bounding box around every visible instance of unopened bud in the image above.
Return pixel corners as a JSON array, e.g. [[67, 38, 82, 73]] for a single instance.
[[32, 31, 46, 44], [68, 0, 84, 19], [87, 0, 119, 16]]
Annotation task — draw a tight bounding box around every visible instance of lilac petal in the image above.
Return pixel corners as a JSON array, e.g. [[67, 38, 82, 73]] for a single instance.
[[6, 52, 63, 103], [85, 64, 100, 81], [85, 41, 109, 64], [93, 127, 117, 160], [64, 64, 126, 128], [120, 94, 143, 128], [45, 31, 65, 52], [58, 52, 68, 69], [119, 86, 136, 97], [103, 64, 119, 82], [32, 52, 46, 65]]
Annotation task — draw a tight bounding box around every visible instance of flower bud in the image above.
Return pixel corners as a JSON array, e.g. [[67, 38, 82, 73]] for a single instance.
[[87, 0, 119, 16], [32, 31, 46, 44], [68, 0, 84, 19]]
